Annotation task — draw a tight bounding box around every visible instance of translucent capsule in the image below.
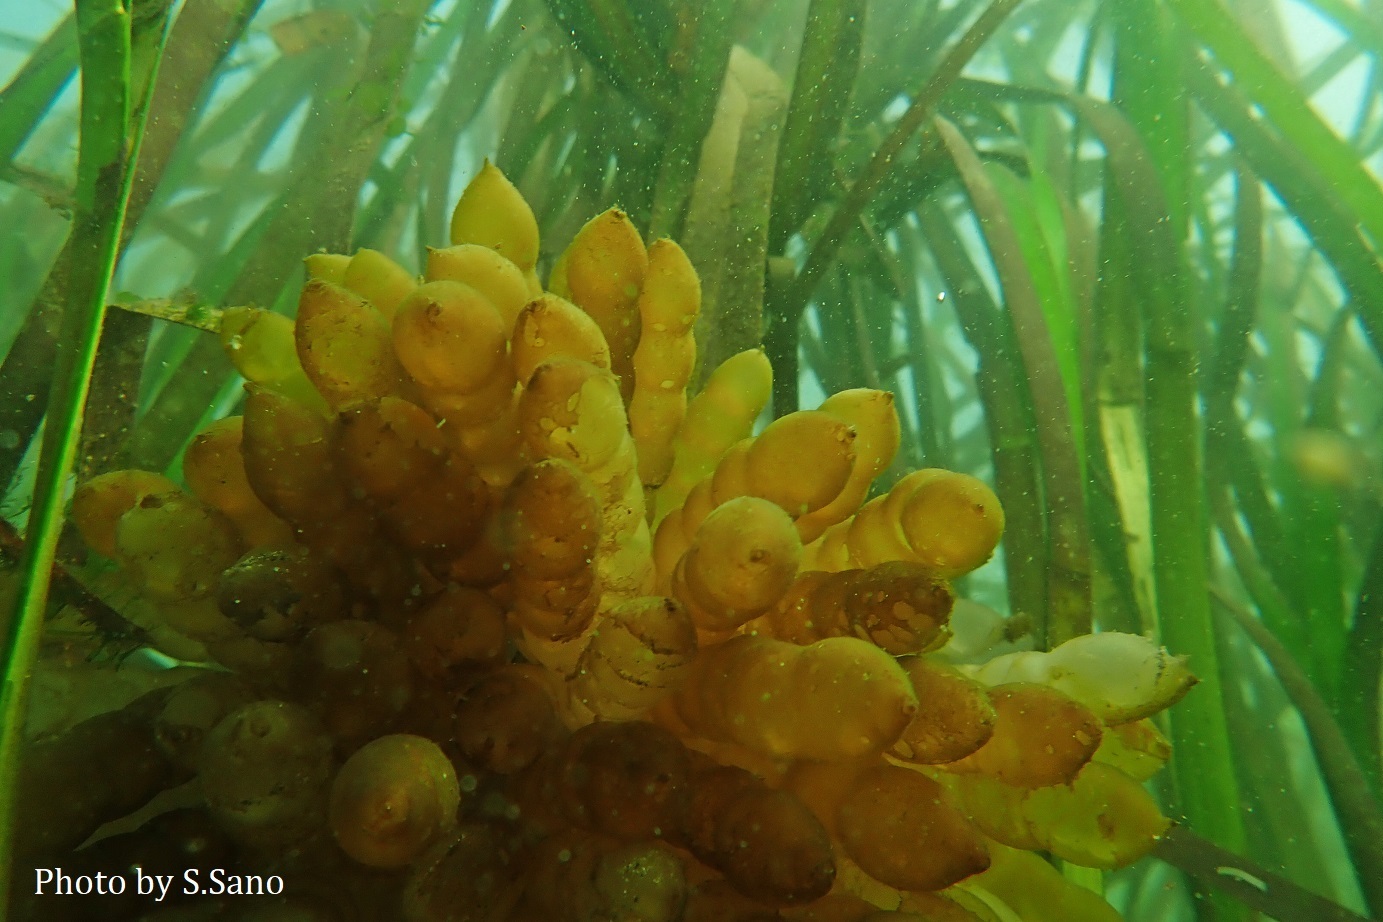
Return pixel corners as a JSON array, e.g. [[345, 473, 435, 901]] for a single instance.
[[114, 491, 243, 603], [1019, 762, 1170, 868], [70, 469, 180, 558]]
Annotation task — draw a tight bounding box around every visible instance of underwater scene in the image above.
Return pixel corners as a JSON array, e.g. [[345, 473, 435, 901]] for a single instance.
[[0, 0, 1381, 920]]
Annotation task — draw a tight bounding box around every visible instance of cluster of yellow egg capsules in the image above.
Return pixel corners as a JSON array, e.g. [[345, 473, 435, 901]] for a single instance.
[[37, 163, 1197, 922]]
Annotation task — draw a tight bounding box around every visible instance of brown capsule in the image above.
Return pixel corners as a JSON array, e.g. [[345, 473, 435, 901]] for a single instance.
[[453, 665, 565, 775], [400, 586, 508, 679], [835, 765, 989, 892], [382, 456, 490, 560], [401, 821, 527, 922], [241, 385, 351, 525], [183, 416, 295, 547], [199, 700, 334, 849], [557, 721, 691, 841], [329, 734, 461, 868], [499, 459, 603, 581], [333, 397, 447, 501], [943, 684, 1103, 788], [291, 620, 414, 753], [891, 657, 996, 765], [676, 760, 835, 907], [683, 880, 784, 922], [215, 546, 346, 641], [14, 689, 178, 862]]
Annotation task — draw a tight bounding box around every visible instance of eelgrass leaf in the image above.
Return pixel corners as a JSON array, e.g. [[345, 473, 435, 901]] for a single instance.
[[936, 115, 1092, 644], [0, 0, 171, 904], [0, 13, 77, 169]]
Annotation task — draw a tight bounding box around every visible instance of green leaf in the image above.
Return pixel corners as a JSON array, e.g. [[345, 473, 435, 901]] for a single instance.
[[1169, 0, 1383, 255], [0, 0, 172, 902], [0, 13, 78, 168], [936, 115, 1092, 644]]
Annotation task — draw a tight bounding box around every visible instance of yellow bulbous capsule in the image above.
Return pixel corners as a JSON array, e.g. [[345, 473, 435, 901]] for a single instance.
[[671, 634, 918, 761], [295, 280, 411, 410], [425, 243, 531, 331], [796, 389, 902, 543], [342, 248, 417, 320], [897, 471, 1005, 578], [631, 238, 701, 486], [449, 160, 540, 271], [674, 496, 801, 634], [219, 306, 322, 407], [746, 410, 857, 518], [391, 280, 509, 394], [656, 349, 772, 521], [561, 208, 648, 401], [512, 293, 612, 384], [944, 684, 1102, 789], [304, 252, 350, 284], [518, 358, 628, 473]]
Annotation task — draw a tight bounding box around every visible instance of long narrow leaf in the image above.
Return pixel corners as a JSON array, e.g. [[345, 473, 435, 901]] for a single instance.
[[0, 0, 171, 904], [937, 116, 1092, 645]]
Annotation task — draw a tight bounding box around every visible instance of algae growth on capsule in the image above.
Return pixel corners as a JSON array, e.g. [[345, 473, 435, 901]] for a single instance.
[[46, 162, 1191, 921]]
